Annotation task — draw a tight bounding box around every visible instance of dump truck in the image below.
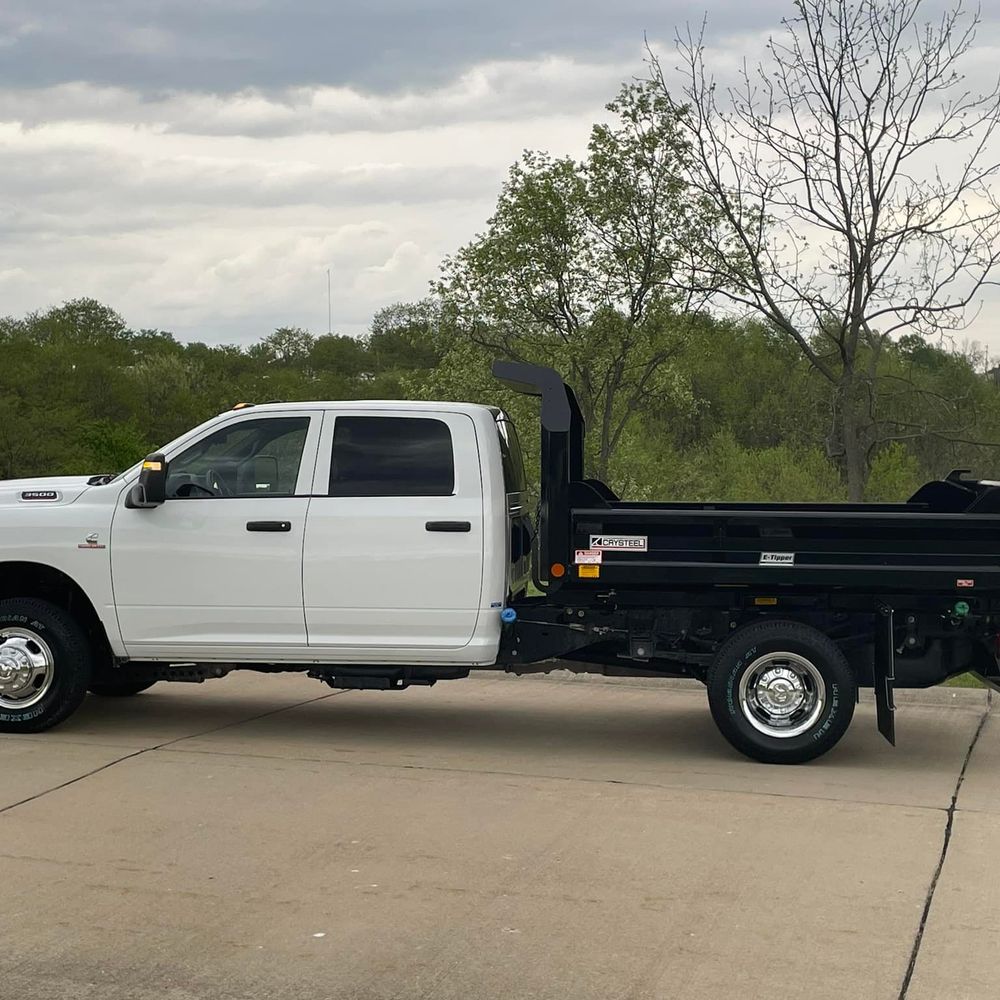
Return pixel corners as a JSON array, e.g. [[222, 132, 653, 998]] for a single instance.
[[0, 361, 996, 763]]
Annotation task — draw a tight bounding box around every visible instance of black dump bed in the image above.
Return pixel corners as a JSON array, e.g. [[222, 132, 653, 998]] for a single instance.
[[493, 361, 1000, 599]]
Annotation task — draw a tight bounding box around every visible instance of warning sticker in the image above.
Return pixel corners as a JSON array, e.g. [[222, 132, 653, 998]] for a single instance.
[[574, 549, 603, 565], [589, 535, 647, 552]]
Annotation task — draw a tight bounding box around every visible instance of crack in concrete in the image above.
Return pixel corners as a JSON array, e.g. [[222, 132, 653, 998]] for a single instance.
[[897, 700, 991, 1000], [0, 689, 350, 817]]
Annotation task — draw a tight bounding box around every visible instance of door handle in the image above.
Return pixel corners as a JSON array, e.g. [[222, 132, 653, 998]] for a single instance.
[[425, 520, 471, 532], [247, 521, 292, 532]]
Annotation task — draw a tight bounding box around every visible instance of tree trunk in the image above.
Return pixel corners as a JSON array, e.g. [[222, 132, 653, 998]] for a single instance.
[[842, 416, 867, 502], [833, 371, 868, 502]]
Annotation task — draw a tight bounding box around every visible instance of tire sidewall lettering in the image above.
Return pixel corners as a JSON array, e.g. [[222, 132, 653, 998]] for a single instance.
[[726, 644, 757, 716], [0, 704, 47, 721]]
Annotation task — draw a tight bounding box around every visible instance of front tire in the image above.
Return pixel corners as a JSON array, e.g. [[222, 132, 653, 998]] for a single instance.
[[707, 620, 856, 764], [0, 598, 91, 733]]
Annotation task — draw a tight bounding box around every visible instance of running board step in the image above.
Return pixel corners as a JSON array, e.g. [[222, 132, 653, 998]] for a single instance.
[[308, 672, 437, 691]]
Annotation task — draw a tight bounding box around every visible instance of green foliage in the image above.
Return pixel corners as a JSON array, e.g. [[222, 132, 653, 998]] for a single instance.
[[75, 420, 151, 475], [3, 293, 999, 509], [680, 433, 847, 503], [0, 297, 455, 478], [864, 443, 924, 502]]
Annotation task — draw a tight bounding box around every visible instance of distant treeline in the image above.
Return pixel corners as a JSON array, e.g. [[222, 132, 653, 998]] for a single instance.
[[2, 296, 999, 503]]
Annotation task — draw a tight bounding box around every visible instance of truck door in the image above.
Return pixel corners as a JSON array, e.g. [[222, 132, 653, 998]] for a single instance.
[[111, 412, 320, 656], [303, 410, 484, 650]]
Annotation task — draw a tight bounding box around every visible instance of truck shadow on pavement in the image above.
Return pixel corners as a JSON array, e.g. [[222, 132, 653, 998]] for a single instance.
[[49, 678, 970, 776]]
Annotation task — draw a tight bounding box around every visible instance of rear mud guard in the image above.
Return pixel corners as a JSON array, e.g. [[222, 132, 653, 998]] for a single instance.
[[874, 607, 896, 746]]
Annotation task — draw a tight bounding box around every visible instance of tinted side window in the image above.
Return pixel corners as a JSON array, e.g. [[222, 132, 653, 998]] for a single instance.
[[329, 416, 455, 497], [166, 417, 309, 499]]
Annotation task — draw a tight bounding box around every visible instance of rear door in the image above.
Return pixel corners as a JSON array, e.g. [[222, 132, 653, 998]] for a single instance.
[[303, 409, 484, 650]]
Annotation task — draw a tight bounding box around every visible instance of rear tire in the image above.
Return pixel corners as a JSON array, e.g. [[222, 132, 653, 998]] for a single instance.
[[0, 598, 91, 733], [707, 619, 856, 764], [88, 678, 157, 697]]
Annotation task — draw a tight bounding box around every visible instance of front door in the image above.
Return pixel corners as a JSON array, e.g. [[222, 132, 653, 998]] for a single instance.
[[303, 409, 484, 651], [111, 411, 321, 658]]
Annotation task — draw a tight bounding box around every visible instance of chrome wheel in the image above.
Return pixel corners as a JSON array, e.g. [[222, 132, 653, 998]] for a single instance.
[[738, 652, 826, 739], [0, 628, 55, 710]]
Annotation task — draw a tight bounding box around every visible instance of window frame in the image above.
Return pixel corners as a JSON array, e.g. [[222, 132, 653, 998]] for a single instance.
[[495, 412, 527, 495]]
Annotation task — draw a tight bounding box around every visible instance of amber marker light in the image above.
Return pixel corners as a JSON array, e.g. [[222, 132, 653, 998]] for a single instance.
[[550, 562, 566, 578]]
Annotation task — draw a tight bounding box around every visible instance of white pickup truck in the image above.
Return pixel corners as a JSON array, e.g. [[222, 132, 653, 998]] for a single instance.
[[3, 361, 997, 764]]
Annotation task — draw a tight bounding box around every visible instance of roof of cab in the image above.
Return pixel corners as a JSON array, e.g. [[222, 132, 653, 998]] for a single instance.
[[224, 400, 498, 417]]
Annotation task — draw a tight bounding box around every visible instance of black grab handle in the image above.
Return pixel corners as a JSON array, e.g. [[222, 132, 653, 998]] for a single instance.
[[246, 521, 292, 532], [425, 521, 471, 532]]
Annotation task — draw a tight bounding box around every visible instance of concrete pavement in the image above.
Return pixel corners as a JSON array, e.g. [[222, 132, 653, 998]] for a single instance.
[[0, 672, 995, 999]]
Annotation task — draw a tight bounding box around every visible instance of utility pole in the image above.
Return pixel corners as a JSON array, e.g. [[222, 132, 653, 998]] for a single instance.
[[326, 268, 332, 335]]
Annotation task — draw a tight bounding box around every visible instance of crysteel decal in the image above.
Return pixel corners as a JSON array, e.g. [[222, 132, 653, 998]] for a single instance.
[[589, 535, 647, 552]]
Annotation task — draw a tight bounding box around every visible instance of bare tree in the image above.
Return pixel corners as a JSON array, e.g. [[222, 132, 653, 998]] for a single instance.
[[656, 0, 1000, 498]]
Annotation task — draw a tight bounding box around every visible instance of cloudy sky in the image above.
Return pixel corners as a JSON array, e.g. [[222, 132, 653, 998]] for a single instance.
[[1, 1, 998, 347]]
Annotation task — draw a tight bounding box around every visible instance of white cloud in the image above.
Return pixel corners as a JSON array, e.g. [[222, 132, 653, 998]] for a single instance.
[[0, 54, 628, 342]]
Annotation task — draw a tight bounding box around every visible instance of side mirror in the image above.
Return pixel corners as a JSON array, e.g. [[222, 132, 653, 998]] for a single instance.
[[125, 453, 168, 509]]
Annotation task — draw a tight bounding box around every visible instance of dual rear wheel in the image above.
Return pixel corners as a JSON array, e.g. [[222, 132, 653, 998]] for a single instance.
[[706, 620, 857, 764]]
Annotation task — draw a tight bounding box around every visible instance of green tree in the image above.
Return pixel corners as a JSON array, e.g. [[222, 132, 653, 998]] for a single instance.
[[249, 327, 315, 368], [368, 300, 449, 374], [438, 81, 714, 479]]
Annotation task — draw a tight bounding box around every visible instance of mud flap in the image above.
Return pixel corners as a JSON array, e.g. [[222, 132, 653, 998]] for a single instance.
[[874, 608, 896, 746]]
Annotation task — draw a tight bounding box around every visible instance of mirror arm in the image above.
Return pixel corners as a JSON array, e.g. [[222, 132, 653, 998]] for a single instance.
[[125, 483, 166, 509], [125, 484, 156, 509]]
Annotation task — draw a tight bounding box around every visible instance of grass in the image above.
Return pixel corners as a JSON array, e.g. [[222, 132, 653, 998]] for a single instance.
[[944, 672, 986, 688]]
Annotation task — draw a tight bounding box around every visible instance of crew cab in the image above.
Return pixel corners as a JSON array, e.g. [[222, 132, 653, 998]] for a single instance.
[[1, 361, 998, 764]]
